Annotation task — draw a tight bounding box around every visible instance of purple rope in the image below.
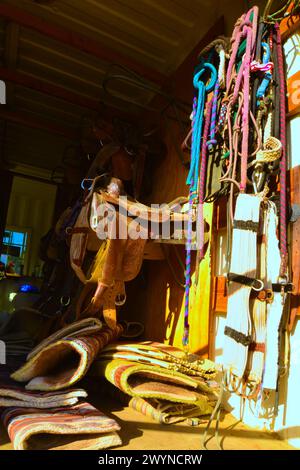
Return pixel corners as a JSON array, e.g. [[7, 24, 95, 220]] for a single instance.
[[207, 80, 220, 150], [183, 97, 197, 348], [198, 99, 213, 261]]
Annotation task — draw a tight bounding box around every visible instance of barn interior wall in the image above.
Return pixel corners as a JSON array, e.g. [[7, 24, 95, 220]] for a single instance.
[[133, 0, 300, 448], [128, 17, 226, 354], [5, 175, 56, 276]]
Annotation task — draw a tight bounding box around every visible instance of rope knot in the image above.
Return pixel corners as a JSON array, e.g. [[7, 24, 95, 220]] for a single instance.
[[250, 60, 274, 73]]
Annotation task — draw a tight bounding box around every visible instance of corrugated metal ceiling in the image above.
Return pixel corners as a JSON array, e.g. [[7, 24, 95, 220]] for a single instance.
[[0, 0, 220, 177]]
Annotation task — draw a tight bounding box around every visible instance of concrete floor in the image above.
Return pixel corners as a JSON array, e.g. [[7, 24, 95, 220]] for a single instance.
[[0, 395, 294, 451]]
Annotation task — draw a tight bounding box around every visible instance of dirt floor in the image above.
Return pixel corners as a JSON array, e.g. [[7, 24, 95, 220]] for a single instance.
[[0, 395, 294, 451]]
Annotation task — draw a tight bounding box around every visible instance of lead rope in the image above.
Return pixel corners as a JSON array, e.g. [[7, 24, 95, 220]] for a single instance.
[[195, 48, 224, 284], [183, 98, 198, 350], [275, 23, 288, 279], [224, 7, 259, 192], [272, 25, 289, 415], [195, 98, 213, 284], [183, 64, 217, 350]]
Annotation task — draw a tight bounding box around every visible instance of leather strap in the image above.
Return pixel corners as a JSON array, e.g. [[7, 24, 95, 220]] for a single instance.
[[272, 282, 293, 293], [233, 219, 259, 232], [227, 272, 263, 290], [67, 227, 90, 235], [224, 326, 252, 347], [102, 280, 125, 329]]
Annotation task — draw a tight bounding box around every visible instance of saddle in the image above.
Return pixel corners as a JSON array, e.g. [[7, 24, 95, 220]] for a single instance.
[[70, 176, 193, 329]]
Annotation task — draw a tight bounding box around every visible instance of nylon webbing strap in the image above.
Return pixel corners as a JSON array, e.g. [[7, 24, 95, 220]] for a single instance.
[[224, 326, 252, 347], [232, 220, 259, 232], [272, 282, 293, 293]]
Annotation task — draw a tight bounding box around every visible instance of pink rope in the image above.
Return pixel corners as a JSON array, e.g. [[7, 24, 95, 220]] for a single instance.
[[197, 99, 213, 259], [240, 27, 252, 192], [226, 14, 246, 90], [225, 7, 259, 191], [275, 24, 288, 277]]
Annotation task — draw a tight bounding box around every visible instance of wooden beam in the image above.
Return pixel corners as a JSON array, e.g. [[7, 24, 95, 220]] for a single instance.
[[4, 23, 19, 68], [0, 109, 77, 140], [0, 67, 100, 111], [4, 22, 20, 107], [0, 3, 165, 86]]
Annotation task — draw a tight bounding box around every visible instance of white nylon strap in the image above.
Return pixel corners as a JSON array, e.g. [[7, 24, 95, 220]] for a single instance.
[[223, 194, 261, 384]]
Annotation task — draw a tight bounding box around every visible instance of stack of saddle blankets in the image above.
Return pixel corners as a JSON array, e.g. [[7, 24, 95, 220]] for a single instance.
[[1, 318, 219, 450], [91, 342, 219, 425], [0, 318, 123, 450]]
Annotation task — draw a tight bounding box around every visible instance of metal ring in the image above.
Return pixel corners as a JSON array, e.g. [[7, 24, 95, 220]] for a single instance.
[[60, 296, 71, 307], [115, 294, 126, 306], [252, 279, 264, 292], [81, 178, 93, 190], [193, 63, 217, 93]]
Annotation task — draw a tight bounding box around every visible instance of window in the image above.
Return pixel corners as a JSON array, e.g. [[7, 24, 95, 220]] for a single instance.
[[1, 229, 29, 275], [284, 31, 300, 168]]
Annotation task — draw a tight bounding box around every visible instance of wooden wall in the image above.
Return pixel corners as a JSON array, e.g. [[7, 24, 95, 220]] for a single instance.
[[126, 18, 225, 355]]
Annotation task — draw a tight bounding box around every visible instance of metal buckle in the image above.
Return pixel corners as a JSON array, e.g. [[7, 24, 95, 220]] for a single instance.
[[265, 289, 274, 303], [257, 288, 274, 303], [252, 279, 264, 292], [278, 279, 294, 294], [285, 282, 294, 294]]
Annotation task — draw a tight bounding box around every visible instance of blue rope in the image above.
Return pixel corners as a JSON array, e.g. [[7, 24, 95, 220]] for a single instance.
[[257, 41, 272, 102], [186, 63, 217, 194]]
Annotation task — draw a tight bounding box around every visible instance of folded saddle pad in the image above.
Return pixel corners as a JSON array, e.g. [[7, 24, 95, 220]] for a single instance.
[[2, 401, 122, 450], [98, 341, 217, 381], [95, 358, 216, 416], [128, 396, 208, 425], [0, 364, 87, 408], [103, 382, 212, 425], [27, 317, 103, 360], [11, 322, 123, 391]]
